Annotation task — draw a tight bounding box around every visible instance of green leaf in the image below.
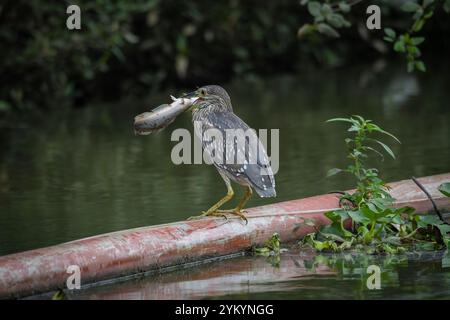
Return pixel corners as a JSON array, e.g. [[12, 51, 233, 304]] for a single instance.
[[384, 28, 396, 38], [411, 37, 425, 45], [366, 202, 380, 213], [402, 2, 422, 12], [254, 247, 270, 254], [415, 61, 426, 72], [348, 210, 371, 225], [325, 210, 349, 223], [395, 206, 415, 215], [326, 117, 355, 124], [124, 32, 139, 44], [407, 61, 415, 73], [321, 4, 333, 18], [417, 214, 443, 228], [366, 147, 384, 160], [321, 222, 346, 237], [437, 224, 450, 235], [352, 114, 366, 123], [307, 1, 322, 17], [407, 45, 421, 57], [444, 0, 450, 13], [312, 240, 329, 251], [297, 24, 314, 38], [438, 183, 450, 197], [373, 140, 396, 159], [339, 2, 351, 13], [360, 206, 383, 222], [176, 35, 188, 52], [370, 126, 401, 143], [327, 13, 345, 28], [52, 289, 66, 300], [327, 168, 342, 177], [412, 19, 425, 32], [394, 40, 406, 52], [317, 23, 340, 38], [371, 198, 393, 210], [321, 232, 346, 243], [111, 46, 126, 62]]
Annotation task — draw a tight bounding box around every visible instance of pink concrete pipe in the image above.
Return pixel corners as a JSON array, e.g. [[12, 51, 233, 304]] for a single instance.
[[0, 173, 449, 299]]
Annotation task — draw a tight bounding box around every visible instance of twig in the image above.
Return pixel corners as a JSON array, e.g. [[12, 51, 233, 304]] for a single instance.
[[327, 190, 346, 195], [411, 176, 445, 223]]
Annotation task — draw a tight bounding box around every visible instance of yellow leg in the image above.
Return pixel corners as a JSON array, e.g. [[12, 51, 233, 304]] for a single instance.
[[188, 183, 234, 220], [217, 186, 253, 223]]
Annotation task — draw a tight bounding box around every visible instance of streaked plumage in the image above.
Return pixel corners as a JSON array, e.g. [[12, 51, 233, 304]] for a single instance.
[[187, 85, 276, 221], [192, 101, 276, 197]]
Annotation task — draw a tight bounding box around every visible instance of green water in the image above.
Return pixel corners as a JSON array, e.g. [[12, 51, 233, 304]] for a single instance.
[[0, 65, 449, 257], [2, 63, 450, 299], [68, 249, 450, 300]]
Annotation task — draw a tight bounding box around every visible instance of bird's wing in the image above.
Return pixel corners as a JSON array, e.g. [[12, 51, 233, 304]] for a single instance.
[[202, 111, 276, 193]]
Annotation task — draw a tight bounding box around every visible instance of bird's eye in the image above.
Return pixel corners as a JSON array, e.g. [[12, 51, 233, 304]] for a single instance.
[[199, 89, 207, 96]]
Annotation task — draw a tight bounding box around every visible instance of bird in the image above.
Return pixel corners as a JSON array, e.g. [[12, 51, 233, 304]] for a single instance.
[[183, 85, 276, 222]]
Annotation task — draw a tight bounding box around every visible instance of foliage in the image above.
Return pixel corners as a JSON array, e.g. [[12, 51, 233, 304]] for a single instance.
[[382, 0, 439, 72], [302, 251, 409, 274], [1, 0, 157, 113], [299, 0, 450, 73], [301, 116, 450, 253], [254, 233, 287, 267], [254, 233, 282, 255], [1, 1, 450, 115], [384, 28, 426, 72], [51, 289, 67, 300], [1, 0, 307, 113], [298, 0, 352, 39], [383, 0, 450, 72], [438, 183, 450, 197]]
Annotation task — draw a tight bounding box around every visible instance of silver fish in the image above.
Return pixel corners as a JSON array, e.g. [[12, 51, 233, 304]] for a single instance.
[[134, 97, 196, 135]]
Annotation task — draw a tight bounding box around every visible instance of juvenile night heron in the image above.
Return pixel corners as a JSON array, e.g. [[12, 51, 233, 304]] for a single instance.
[[184, 85, 276, 221]]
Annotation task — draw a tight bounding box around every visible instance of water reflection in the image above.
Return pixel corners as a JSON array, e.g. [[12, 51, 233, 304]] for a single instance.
[[0, 64, 449, 255], [68, 249, 450, 300]]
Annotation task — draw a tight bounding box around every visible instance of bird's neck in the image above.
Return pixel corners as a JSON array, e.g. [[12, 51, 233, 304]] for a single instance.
[[191, 102, 231, 122]]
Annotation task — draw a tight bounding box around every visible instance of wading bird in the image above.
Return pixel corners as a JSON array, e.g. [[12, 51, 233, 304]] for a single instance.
[[184, 85, 276, 222]]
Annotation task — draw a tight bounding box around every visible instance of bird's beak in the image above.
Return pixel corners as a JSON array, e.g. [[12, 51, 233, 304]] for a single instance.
[[181, 90, 201, 111], [181, 91, 198, 98]]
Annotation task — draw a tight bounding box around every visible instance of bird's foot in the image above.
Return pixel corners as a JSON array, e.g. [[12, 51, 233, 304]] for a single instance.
[[187, 210, 228, 221], [216, 209, 248, 225]]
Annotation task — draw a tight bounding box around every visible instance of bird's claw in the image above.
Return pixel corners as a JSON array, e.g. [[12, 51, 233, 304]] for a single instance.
[[187, 211, 228, 221], [187, 208, 248, 224], [215, 209, 248, 225]]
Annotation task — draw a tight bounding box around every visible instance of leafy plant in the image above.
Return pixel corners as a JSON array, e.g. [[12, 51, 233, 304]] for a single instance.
[[298, 0, 352, 39], [254, 233, 287, 267], [301, 115, 450, 253], [325, 115, 400, 207], [299, 1, 449, 73], [383, 0, 437, 72], [384, 28, 426, 72], [2, 1, 450, 116], [254, 233, 282, 255]]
